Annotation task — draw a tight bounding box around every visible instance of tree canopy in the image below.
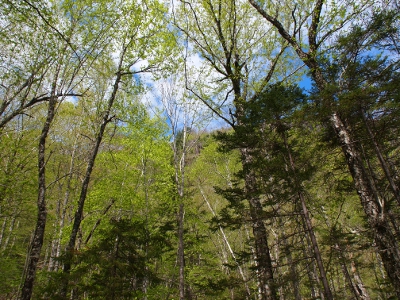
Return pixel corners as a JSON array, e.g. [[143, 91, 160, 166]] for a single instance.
[[0, 0, 399, 299]]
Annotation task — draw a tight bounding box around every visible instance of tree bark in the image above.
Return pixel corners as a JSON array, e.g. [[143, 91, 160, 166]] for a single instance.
[[48, 132, 79, 272], [18, 43, 65, 297], [332, 112, 400, 297], [19, 94, 57, 300], [280, 227, 301, 300], [241, 148, 277, 300], [298, 192, 332, 299], [350, 256, 370, 300], [0, 217, 6, 248], [300, 230, 321, 299], [176, 1, 279, 296], [334, 244, 362, 300], [1, 213, 16, 252], [178, 203, 185, 300], [162, 85, 189, 300]]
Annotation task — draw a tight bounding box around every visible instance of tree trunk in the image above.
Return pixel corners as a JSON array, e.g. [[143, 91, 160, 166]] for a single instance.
[[299, 193, 333, 299], [308, 43, 400, 299], [18, 44, 65, 297], [241, 148, 277, 300], [361, 108, 400, 206], [282, 131, 333, 300], [350, 256, 370, 300], [178, 202, 185, 300], [334, 244, 363, 300], [299, 44, 400, 297], [19, 94, 57, 300], [298, 212, 322, 299], [2, 213, 16, 252], [279, 224, 301, 300], [199, 185, 251, 298], [48, 134, 79, 272], [84, 198, 116, 245], [61, 59, 123, 297], [331, 112, 400, 297], [0, 217, 6, 248]]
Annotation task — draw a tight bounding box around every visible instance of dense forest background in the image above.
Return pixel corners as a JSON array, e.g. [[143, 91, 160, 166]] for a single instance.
[[1, 0, 400, 299]]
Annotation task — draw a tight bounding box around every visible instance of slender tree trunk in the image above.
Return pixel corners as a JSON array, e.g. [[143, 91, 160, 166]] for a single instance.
[[48, 134, 79, 272], [2, 214, 17, 252], [47, 202, 62, 271], [177, 128, 186, 300], [284, 237, 302, 300], [361, 108, 400, 206], [270, 228, 285, 300], [350, 255, 370, 300], [335, 244, 362, 300], [277, 219, 301, 300], [84, 199, 116, 245], [177, 203, 185, 300], [61, 55, 124, 297], [199, 185, 251, 298], [301, 54, 400, 297], [298, 193, 333, 299], [298, 213, 322, 299], [322, 204, 370, 299], [280, 129, 333, 299], [241, 148, 277, 300], [18, 43, 65, 297], [246, 2, 400, 293], [161, 83, 191, 300], [19, 93, 57, 300], [108, 234, 120, 300], [0, 217, 6, 248], [310, 50, 400, 299]]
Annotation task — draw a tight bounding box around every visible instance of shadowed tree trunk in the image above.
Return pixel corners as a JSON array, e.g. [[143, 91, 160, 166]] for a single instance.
[[350, 256, 370, 300], [331, 111, 400, 296], [280, 225, 301, 300], [361, 107, 400, 206], [241, 148, 278, 300], [177, 203, 185, 300], [281, 129, 333, 300]]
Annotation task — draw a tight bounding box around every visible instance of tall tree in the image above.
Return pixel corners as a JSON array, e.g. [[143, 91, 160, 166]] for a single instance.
[[159, 74, 210, 299], [18, 0, 112, 297], [60, 0, 177, 297], [248, 0, 400, 296], [255, 84, 332, 299], [172, 1, 301, 298]]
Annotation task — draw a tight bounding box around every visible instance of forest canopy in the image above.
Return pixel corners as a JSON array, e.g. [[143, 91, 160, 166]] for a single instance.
[[0, 0, 399, 299]]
